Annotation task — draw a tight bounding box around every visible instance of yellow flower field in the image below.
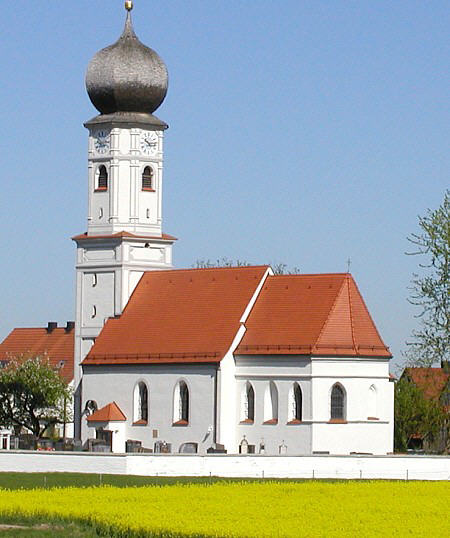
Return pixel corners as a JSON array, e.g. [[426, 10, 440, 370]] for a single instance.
[[0, 481, 448, 537]]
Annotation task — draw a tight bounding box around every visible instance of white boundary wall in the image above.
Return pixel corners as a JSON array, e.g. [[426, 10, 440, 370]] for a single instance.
[[0, 452, 449, 480]]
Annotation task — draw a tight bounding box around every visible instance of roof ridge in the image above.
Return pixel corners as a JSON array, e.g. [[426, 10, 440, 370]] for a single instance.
[[144, 265, 271, 274], [269, 273, 350, 278], [346, 275, 357, 350], [348, 277, 390, 352], [312, 276, 348, 351], [9, 327, 69, 331]]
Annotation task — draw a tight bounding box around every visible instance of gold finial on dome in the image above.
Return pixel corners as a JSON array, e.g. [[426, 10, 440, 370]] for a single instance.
[[125, 1, 133, 11]]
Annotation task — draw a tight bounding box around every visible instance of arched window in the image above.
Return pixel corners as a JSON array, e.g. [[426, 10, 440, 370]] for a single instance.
[[263, 381, 278, 423], [368, 384, 377, 419], [241, 382, 255, 422], [288, 382, 302, 423], [133, 382, 148, 423], [330, 384, 346, 420], [97, 165, 108, 190], [142, 166, 153, 190], [173, 380, 189, 424]]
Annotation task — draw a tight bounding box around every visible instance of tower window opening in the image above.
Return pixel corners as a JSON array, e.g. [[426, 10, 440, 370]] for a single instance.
[[96, 165, 108, 191], [142, 166, 154, 191]]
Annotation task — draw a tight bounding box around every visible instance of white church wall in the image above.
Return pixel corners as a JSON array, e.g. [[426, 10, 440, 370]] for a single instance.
[[82, 363, 217, 454], [216, 352, 237, 451], [234, 356, 312, 455], [312, 422, 392, 456], [310, 357, 393, 454], [1, 452, 449, 481]]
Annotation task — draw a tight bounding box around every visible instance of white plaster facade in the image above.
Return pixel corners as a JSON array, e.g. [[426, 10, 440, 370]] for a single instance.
[[73, 119, 175, 437], [82, 364, 217, 454], [86, 126, 165, 237], [80, 353, 393, 456]]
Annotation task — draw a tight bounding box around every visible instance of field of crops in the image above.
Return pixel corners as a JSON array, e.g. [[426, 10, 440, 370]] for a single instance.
[[0, 480, 448, 537]]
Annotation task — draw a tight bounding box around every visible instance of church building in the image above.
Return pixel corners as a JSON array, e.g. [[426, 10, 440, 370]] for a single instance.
[[3, 3, 395, 456]]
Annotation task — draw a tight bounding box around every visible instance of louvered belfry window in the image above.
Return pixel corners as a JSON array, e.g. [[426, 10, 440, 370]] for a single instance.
[[98, 165, 108, 190], [142, 166, 153, 190]]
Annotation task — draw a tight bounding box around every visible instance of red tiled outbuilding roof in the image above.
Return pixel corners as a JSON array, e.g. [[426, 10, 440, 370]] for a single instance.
[[404, 368, 450, 401], [83, 266, 270, 365], [236, 273, 391, 357], [86, 401, 126, 422], [0, 327, 74, 383]]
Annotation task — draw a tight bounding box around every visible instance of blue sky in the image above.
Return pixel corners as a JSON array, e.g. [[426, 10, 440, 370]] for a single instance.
[[0, 1, 448, 372]]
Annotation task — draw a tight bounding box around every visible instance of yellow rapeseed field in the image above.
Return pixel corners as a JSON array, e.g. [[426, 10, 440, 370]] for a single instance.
[[0, 481, 448, 537]]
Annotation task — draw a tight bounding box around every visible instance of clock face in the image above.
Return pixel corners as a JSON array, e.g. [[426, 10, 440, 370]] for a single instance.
[[140, 131, 158, 155], [94, 130, 110, 154]]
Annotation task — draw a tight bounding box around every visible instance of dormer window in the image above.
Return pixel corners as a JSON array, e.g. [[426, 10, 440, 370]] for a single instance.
[[96, 165, 108, 191], [142, 166, 154, 191]]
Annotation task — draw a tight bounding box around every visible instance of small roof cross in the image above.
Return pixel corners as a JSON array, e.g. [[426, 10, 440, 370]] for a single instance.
[[346, 258, 351, 273]]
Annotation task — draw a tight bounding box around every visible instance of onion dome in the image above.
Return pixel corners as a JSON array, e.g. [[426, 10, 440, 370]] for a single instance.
[[86, 8, 168, 115]]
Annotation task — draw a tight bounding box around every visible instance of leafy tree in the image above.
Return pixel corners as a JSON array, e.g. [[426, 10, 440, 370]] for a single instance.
[[394, 376, 445, 452], [0, 355, 72, 439], [193, 258, 301, 274], [405, 190, 449, 366]]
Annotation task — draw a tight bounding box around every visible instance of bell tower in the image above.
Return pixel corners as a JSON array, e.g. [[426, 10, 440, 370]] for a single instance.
[[73, 2, 176, 437]]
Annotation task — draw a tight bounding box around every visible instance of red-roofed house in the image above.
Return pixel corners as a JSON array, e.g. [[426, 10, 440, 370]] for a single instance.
[[0, 322, 75, 438], [401, 365, 450, 451]]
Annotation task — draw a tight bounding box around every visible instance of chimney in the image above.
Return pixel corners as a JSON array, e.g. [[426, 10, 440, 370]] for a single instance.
[[47, 322, 58, 333], [441, 360, 449, 373], [65, 321, 75, 333]]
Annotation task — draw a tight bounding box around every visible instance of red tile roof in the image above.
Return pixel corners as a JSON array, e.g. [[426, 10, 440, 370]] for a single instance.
[[72, 231, 177, 241], [236, 273, 391, 357], [83, 266, 269, 365], [0, 327, 74, 383], [86, 401, 126, 422], [404, 368, 450, 401]]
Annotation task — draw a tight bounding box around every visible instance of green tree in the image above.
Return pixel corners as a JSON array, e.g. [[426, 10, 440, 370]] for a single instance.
[[405, 189, 450, 366], [0, 355, 72, 439], [394, 376, 445, 452], [193, 258, 301, 274]]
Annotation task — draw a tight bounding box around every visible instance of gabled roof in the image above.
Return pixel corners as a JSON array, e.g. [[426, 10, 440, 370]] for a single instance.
[[236, 273, 391, 357], [0, 327, 74, 382], [404, 367, 450, 401], [86, 401, 126, 422], [83, 266, 269, 365]]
